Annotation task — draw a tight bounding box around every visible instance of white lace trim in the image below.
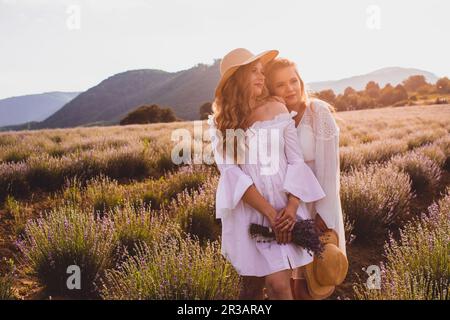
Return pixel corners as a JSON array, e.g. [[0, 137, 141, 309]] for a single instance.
[[207, 111, 297, 131], [249, 110, 297, 129], [207, 114, 216, 127], [300, 99, 339, 140]]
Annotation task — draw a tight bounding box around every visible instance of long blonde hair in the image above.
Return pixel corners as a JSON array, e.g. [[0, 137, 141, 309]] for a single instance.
[[212, 60, 272, 162], [264, 58, 308, 105], [264, 58, 337, 114]]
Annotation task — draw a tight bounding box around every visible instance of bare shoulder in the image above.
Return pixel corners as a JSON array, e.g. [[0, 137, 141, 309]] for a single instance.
[[268, 95, 285, 104], [261, 98, 289, 117]]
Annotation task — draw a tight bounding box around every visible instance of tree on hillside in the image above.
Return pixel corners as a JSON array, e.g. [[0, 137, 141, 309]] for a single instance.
[[120, 104, 177, 125], [199, 102, 213, 120], [159, 108, 177, 122], [402, 75, 428, 92], [436, 77, 450, 94], [315, 89, 336, 105], [379, 84, 408, 106], [379, 84, 395, 106], [393, 84, 408, 102], [365, 81, 381, 99], [335, 93, 358, 111], [344, 87, 356, 96]]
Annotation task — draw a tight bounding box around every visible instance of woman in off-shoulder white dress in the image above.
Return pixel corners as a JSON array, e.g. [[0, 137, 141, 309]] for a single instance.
[[209, 48, 326, 300], [208, 109, 326, 274]]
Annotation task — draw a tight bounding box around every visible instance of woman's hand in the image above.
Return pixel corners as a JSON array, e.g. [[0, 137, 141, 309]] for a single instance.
[[274, 205, 297, 244], [261, 207, 287, 244], [263, 207, 278, 228]]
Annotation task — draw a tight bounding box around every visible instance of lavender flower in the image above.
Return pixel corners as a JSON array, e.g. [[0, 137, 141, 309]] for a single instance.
[[249, 219, 324, 257]]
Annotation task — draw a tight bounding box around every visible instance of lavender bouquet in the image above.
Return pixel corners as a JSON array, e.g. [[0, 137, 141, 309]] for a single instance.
[[249, 219, 324, 257]]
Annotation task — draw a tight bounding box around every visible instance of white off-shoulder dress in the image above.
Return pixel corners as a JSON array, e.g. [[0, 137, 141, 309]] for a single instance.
[[207, 110, 326, 277]]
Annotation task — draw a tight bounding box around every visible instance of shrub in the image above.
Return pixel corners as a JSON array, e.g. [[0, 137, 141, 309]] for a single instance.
[[164, 166, 212, 199], [25, 154, 67, 191], [340, 139, 408, 172], [104, 146, 150, 179], [111, 202, 180, 261], [354, 189, 450, 300], [340, 164, 413, 243], [0, 162, 29, 202], [170, 180, 220, 244], [340, 147, 364, 172], [1, 146, 31, 163], [85, 175, 125, 215], [100, 236, 240, 300], [390, 152, 442, 194], [17, 206, 115, 298], [120, 104, 177, 125], [4, 196, 29, 237], [0, 141, 178, 201], [0, 135, 16, 147], [0, 258, 16, 300], [130, 165, 213, 210], [435, 136, 450, 171], [61, 176, 83, 206], [415, 144, 446, 169], [406, 129, 446, 150]]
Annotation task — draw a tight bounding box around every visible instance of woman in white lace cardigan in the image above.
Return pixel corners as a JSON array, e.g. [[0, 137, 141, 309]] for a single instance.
[[264, 57, 347, 299]]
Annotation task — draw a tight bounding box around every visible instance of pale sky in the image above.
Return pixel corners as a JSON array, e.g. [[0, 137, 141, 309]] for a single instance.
[[1, 0, 449, 99]]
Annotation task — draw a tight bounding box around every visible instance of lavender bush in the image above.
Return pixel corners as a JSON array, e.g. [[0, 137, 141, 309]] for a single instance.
[[17, 206, 115, 298], [354, 189, 450, 300], [111, 202, 180, 262], [169, 179, 220, 244], [340, 164, 413, 243], [390, 151, 442, 194], [100, 235, 240, 300], [0, 258, 16, 300]]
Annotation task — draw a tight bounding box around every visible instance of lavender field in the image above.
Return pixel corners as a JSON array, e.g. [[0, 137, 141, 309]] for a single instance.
[[0, 104, 449, 300]]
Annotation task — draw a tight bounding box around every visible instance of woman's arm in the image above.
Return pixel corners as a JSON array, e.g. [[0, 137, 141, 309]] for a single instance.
[[282, 113, 326, 204], [242, 185, 277, 226], [277, 109, 326, 243], [208, 120, 277, 226], [312, 101, 347, 254]]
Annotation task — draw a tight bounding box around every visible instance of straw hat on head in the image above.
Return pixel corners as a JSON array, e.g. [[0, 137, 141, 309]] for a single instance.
[[303, 229, 348, 299], [215, 48, 279, 97]]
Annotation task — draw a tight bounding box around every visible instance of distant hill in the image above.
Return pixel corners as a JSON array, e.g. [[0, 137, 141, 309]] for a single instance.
[[308, 67, 439, 93], [0, 65, 441, 131], [0, 91, 80, 127], [27, 61, 220, 130]]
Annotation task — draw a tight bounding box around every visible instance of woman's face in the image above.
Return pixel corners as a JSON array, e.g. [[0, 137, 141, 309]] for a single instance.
[[248, 61, 265, 97], [269, 66, 302, 107]]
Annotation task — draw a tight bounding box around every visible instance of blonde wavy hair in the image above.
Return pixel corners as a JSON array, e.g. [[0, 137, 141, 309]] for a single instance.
[[212, 60, 275, 162], [264, 58, 336, 113], [264, 58, 308, 106]]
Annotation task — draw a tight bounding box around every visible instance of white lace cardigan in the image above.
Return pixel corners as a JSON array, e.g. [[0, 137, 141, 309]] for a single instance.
[[298, 98, 346, 255]]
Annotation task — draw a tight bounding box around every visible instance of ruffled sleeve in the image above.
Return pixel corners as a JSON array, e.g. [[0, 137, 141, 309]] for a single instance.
[[207, 115, 254, 219], [282, 111, 326, 203]]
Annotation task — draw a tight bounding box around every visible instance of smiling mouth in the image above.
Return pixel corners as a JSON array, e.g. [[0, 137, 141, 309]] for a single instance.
[[286, 94, 296, 99]]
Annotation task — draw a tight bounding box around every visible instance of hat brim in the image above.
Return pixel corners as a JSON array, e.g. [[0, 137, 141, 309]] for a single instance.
[[214, 49, 279, 97], [315, 244, 349, 286], [304, 262, 335, 300]]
